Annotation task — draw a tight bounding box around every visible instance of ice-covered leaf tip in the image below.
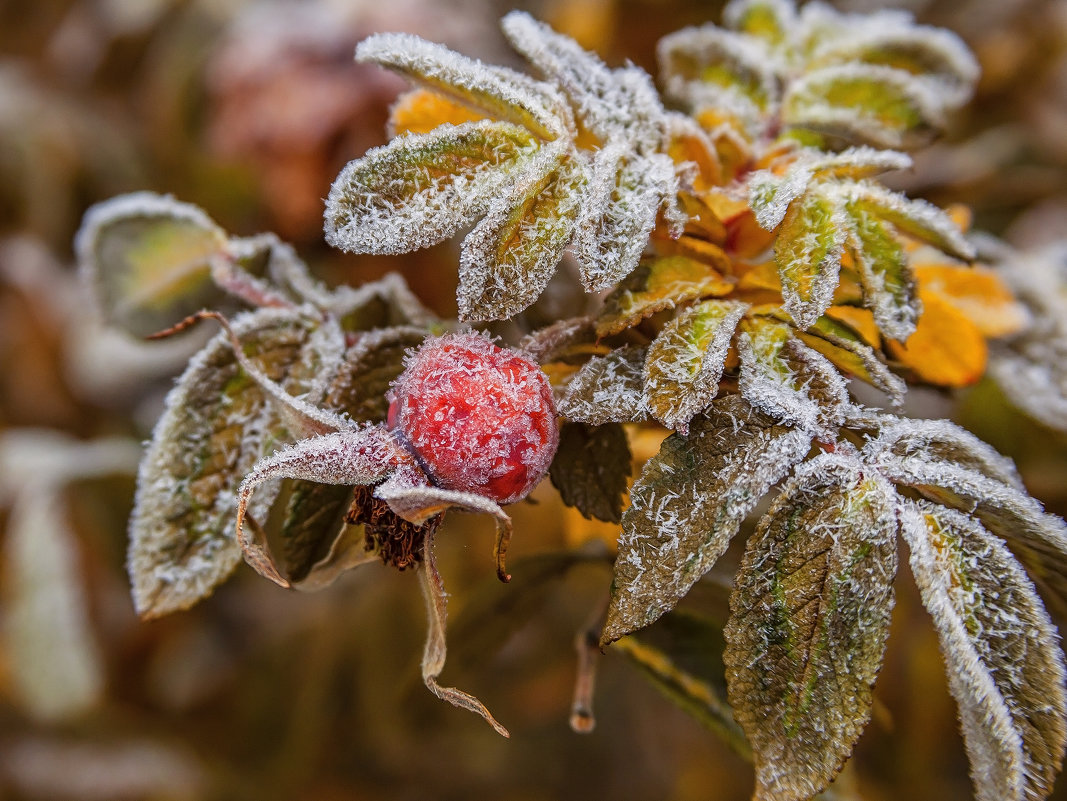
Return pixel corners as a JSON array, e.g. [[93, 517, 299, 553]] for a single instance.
[[325, 12, 690, 322]]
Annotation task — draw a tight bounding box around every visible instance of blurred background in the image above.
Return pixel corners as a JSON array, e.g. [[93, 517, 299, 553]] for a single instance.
[[1, 0, 1066, 799]]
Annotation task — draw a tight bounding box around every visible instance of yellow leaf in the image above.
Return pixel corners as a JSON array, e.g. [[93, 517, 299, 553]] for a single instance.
[[826, 306, 880, 347], [915, 264, 1028, 338], [668, 132, 722, 191], [886, 290, 987, 387], [653, 234, 733, 272], [736, 261, 781, 292], [728, 210, 777, 259], [388, 88, 486, 136]]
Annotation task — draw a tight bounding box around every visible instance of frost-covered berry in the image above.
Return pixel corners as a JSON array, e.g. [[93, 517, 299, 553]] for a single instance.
[[387, 332, 559, 505]]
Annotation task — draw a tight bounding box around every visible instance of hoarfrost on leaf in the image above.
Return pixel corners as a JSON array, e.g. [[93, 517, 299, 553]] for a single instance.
[[724, 450, 899, 801], [900, 500, 1067, 801], [558, 346, 649, 425], [602, 395, 811, 645]]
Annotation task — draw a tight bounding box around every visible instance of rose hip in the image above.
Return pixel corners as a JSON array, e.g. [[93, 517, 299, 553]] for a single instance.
[[387, 332, 559, 505]]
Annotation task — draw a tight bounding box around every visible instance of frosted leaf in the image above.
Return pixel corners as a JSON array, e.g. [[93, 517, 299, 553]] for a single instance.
[[329, 271, 437, 332], [990, 244, 1067, 432], [2, 487, 103, 722], [573, 147, 678, 291], [558, 346, 648, 425], [844, 199, 920, 341], [774, 186, 846, 329], [502, 11, 666, 150], [862, 416, 1023, 489], [748, 164, 815, 231], [549, 422, 631, 524], [644, 300, 747, 432], [236, 428, 410, 586], [842, 180, 974, 262], [457, 144, 586, 321], [900, 501, 1067, 801], [809, 21, 979, 108], [128, 309, 343, 617], [324, 120, 539, 256], [794, 316, 907, 406], [724, 451, 899, 801], [596, 255, 734, 338], [517, 316, 595, 364], [657, 23, 780, 117], [356, 32, 567, 140], [783, 63, 944, 150], [76, 192, 228, 338], [602, 395, 812, 645], [808, 146, 912, 180], [872, 451, 1067, 618], [738, 320, 849, 437], [227, 233, 328, 309], [723, 0, 796, 44]]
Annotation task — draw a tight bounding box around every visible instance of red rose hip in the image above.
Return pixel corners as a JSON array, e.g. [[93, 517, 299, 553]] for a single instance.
[[386, 332, 559, 504]]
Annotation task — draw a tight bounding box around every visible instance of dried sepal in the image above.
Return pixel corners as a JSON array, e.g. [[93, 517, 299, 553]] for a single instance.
[[724, 451, 899, 801], [900, 500, 1067, 801], [602, 396, 812, 645], [558, 346, 649, 425], [738, 319, 850, 437], [356, 32, 567, 140], [235, 428, 410, 587], [517, 316, 595, 364], [324, 120, 540, 256], [643, 300, 747, 432], [76, 192, 229, 337], [596, 256, 734, 338], [549, 422, 631, 524], [127, 309, 343, 617], [457, 144, 586, 321], [774, 187, 846, 329]]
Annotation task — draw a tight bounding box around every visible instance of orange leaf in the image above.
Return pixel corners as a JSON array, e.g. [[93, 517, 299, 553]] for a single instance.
[[915, 264, 1028, 338], [388, 88, 486, 136], [826, 306, 881, 347], [886, 289, 987, 387]]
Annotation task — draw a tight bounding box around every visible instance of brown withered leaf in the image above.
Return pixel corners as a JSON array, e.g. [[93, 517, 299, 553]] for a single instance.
[[723, 451, 899, 801], [595, 256, 734, 338], [900, 500, 1067, 801], [128, 308, 344, 618], [602, 396, 811, 645], [558, 346, 649, 425], [643, 300, 747, 432], [549, 422, 631, 524]]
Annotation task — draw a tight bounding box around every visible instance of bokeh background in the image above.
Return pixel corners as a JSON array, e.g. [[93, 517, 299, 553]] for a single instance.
[[1, 0, 1066, 799]]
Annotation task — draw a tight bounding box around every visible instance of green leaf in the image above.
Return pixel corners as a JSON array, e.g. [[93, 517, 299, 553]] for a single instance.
[[549, 422, 631, 523], [127, 309, 344, 618], [724, 0, 795, 44], [602, 396, 811, 645], [324, 120, 540, 256], [846, 181, 974, 262], [644, 300, 747, 431], [76, 192, 228, 338], [792, 315, 906, 406], [458, 146, 586, 321], [774, 187, 845, 329], [783, 64, 943, 149], [738, 319, 850, 436], [558, 346, 649, 425], [616, 609, 748, 757], [357, 32, 566, 140], [870, 450, 1067, 619], [901, 500, 1067, 801], [724, 451, 899, 801], [596, 256, 734, 338], [845, 200, 919, 340]]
